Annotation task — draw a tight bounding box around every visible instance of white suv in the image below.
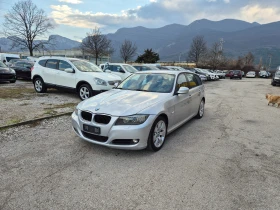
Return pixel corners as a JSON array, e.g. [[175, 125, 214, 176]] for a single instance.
[[31, 57, 122, 100], [99, 63, 138, 80]]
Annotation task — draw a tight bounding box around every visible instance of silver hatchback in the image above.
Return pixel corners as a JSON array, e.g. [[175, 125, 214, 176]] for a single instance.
[[72, 70, 205, 151]]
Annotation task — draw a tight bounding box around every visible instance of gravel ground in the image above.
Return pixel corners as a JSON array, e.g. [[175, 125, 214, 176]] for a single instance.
[[1, 78, 280, 210], [0, 80, 80, 126]]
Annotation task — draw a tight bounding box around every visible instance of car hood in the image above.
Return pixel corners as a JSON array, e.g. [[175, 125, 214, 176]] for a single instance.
[[81, 72, 121, 81], [78, 89, 168, 116], [0, 67, 14, 74]]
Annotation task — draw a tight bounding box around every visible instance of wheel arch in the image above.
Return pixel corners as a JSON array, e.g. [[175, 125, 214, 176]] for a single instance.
[[32, 75, 44, 84], [76, 81, 93, 92]]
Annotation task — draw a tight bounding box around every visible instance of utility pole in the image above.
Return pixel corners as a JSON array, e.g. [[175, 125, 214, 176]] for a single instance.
[[218, 38, 224, 59], [268, 54, 272, 71], [179, 52, 183, 63]]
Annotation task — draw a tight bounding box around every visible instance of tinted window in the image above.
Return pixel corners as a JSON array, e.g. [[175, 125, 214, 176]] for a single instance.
[[194, 75, 202, 86], [38, 59, 47, 67], [110, 65, 123, 72], [59, 60, 72, 71], [185, 73, 199, 89], [46, 59, 58, 69], [133, 66, 141, 71], [23, 62, 33, 68]]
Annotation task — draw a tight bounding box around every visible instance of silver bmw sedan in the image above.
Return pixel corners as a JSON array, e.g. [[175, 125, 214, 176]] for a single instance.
[[72, 70, 205, 151]]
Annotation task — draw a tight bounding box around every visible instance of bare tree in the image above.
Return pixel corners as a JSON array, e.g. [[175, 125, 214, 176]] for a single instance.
[[207, 42, 223, 70], [81, 28, 114, 65], [3, 0, 54, 56], [245, 52, 254, 65], [120, 40, 137, 63], [188, 35, 207, 66]]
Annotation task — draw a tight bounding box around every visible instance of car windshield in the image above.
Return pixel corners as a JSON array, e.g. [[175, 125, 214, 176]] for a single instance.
[[122, 65, 137, 73], [117, 73, 175, 93], [233, 70, 240, 74], [0, 61, 7, 67], [71, 60, 102, 72]]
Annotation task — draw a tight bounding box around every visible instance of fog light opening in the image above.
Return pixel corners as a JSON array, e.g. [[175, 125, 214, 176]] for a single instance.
[[132, 139, 139, 144]]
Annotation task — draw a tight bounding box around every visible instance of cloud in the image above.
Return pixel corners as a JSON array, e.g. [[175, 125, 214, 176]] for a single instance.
[[50, 0, 280, 33], [58, 0, 83, 4]]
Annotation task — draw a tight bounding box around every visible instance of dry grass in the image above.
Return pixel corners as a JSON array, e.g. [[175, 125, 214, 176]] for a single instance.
[[0, 88, 35, 99]]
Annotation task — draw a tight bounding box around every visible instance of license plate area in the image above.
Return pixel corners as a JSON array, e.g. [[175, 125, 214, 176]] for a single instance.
[[83, 124, 101, 135]]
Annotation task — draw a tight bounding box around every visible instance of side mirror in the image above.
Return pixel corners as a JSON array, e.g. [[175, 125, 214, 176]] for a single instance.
[[177, 87, 189, 95], [65, 68, 74, 73], [119, 69, 125, 73], [105, 70, 111, 73]]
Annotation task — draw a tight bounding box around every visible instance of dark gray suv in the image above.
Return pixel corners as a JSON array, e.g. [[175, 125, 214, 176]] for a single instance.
[[271, 71, 280, 86]]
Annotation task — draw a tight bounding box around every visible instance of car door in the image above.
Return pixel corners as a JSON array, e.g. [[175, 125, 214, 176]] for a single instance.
[[109, 65, 126, 80], [185, 73, 202, 116], [55, 60, 76, 88], [12, 62, 24, 78], [42, 59, 58, 85], [173, 73, 192, 125], [22, 62, 32, 79]]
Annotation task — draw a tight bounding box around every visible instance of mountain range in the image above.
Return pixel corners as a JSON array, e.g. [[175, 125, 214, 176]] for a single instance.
[[1, 19, 280, 68]]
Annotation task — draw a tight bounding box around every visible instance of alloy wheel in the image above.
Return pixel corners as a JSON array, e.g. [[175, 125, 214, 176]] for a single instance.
[[35, 80, 42, 92], [199, 100, 205, 117], [80, 87, 90, 100], [153, 120, 166, 148]]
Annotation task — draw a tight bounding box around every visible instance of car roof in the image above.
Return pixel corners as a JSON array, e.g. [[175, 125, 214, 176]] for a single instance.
[[135, 70, 191, 75]]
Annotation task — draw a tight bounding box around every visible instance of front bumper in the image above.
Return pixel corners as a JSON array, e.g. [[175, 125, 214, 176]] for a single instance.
[[246, 75, 255, 78], [272, 79, 280, 84], [0, 73, 16, 82], [71, 112, 156, 150]]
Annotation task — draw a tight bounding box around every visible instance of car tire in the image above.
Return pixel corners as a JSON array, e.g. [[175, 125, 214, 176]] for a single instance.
[[240, 77, 242, 80], [196, 99, 205, 119], [78, 84, 93, 100], [271, 82, 276, 86], [147, 116, 167, 152], [10, 80, 16, 83], [34, 77, 47, 93]]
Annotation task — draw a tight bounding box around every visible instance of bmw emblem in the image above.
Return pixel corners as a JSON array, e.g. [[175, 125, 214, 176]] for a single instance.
[[95, 108, 100, 111]]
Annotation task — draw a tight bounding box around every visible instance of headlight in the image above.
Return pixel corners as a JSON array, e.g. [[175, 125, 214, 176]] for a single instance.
[[275, 77, 280, 80], [206, 74, 209, 77], [115, 115, 149, 125], [94, 78, 107, 86], [10, 69, 15, 74], [74, 108, 79, 115]]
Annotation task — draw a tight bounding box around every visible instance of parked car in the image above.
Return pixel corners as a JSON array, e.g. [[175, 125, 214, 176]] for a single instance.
[[133, 65, 159, 71], [101, 63, 138, 80], [197, 69, 219, 80], [31, 57, 122, 100], [246, 71, 256, 78], [214, 70, 226, 79], [186, 69, 207, 81], [0, 53, 20, 67], [72, 70, 205, 151], [259, 71, 269, 78], [230, 70, 242, 79], [11, 61, 34, 80], [0, 61, 16, 83], [226, 70, 233, 77], [271, 70, 280, 86]]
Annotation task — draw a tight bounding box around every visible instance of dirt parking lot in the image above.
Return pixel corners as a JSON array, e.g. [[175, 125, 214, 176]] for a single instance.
[[0, 80, 80, 127], [1, 78, 280, 209]]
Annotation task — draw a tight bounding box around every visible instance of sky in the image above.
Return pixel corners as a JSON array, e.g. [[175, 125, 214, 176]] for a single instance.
[[0, 0, 280, 41]]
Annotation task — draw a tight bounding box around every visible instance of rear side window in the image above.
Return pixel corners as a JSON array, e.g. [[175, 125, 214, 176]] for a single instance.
[[185, 73, 199, 89], [46, 59, 58, 69], [38, 59, 47, 67], [59, 60, 72, 71]]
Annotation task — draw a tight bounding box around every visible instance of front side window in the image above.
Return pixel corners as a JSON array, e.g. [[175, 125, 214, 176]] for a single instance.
[[70, 60, 102, 72], [38, 60, 47, 67], [117, 73, 175, 93], [46, 59, 58, 69], [59, 60, 72, 71]]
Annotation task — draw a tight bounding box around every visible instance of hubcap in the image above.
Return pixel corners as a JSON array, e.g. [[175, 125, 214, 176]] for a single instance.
[[80, 87, 90, 100], [35, 80, 42, 91], [153, 120, 166, 148], [199, 101, 204, 117]]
